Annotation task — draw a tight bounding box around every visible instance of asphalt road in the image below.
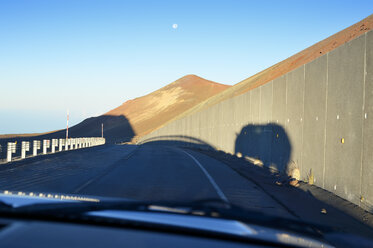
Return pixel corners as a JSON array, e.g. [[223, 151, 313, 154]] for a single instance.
[[0, 144, 292, 218], [2, 143, 373, 239]]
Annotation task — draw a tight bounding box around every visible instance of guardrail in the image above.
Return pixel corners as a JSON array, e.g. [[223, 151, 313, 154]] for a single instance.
[[0, 137, 105, 163]]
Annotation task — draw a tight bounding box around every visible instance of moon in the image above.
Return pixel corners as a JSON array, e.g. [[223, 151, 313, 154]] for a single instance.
[[172, 24, 178, 29]]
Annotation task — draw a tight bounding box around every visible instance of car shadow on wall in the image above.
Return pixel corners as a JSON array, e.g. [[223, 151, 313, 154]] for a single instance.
[[234, 123, 292, 174]]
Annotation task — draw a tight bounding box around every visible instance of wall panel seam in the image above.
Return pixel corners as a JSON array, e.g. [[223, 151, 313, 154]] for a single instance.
[[359, 32, 367, 205], [323, 53, 329, 188], [301, 65, 306, 177]]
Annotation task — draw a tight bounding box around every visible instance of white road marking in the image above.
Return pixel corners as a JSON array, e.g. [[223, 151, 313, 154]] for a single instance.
[[180, 149, 229, 203]]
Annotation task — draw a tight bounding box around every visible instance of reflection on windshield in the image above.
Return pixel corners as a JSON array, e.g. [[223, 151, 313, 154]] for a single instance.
[[1, 190, 100, 205]]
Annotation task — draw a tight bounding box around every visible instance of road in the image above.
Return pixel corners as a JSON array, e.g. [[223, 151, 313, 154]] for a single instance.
[[0, 144, 292, 218], [2, 143, 373, 238]]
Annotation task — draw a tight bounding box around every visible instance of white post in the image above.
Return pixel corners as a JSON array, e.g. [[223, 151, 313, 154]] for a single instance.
[[21, 141, 30, 159], [43, 140, 46, 154], [43, 140, 50, 154], [65, 139, 69, 151], [33, 140, 41, 156], [59, 139, 64, 151], [7, 142, 16, 162], [51, 139, 58, 153]]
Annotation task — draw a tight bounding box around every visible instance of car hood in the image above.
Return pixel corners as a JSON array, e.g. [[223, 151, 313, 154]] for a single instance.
[[0, 191, 333, 248]]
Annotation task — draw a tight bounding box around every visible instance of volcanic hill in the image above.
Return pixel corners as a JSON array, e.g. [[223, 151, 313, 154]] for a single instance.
[[105, 74, 230, 138]]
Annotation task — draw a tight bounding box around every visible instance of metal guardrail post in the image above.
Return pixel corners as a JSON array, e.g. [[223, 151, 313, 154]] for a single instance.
[[21, 141, 30, 159], [71, 138, 76, 149], [65, 139, 70, 151], [51, 139, 58, 153], [33, 140, 41, 156], [59, 139, 64, 151], [7, 142, 16, 162], [43, 140, 50, 154]]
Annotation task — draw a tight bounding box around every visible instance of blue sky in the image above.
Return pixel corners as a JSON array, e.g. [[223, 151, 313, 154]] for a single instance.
[[0, 0, 372, 134]]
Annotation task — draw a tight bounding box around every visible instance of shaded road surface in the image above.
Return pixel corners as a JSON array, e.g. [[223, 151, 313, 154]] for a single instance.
[[0, 144, 292, 218], [1, 144, 373, 239]]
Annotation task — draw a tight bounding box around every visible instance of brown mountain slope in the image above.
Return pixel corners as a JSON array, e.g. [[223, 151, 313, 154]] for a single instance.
[[162, 14, 373, 126], [105, 74, 230, 138]]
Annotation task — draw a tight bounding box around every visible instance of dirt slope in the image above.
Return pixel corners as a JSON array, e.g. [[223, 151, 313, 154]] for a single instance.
[[105, 74, 230, 139]]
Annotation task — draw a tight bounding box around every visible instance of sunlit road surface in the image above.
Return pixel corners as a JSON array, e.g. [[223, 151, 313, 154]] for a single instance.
[[0, 144, 293, 218]]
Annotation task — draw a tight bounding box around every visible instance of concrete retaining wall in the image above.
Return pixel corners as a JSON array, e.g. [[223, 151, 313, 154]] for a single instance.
[[140, 30, 373, 212]]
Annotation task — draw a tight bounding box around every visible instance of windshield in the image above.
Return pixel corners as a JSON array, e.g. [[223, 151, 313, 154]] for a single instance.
[[1, 1, 373, 247]]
